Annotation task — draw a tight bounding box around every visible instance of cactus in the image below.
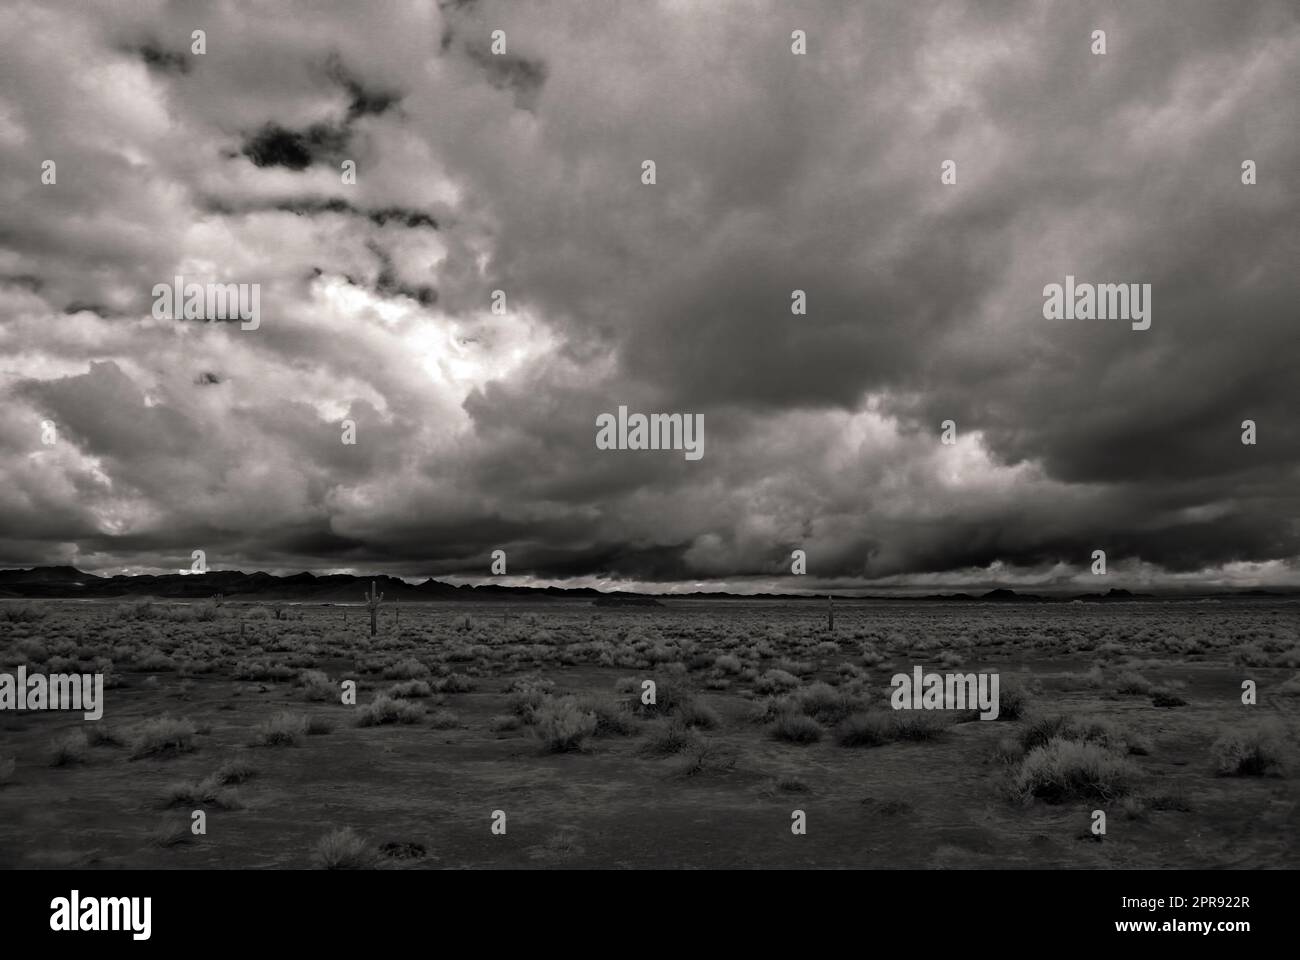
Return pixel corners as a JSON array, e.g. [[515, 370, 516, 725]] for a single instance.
[[364, 580, 384, 637], [827, 593, 834, 632]]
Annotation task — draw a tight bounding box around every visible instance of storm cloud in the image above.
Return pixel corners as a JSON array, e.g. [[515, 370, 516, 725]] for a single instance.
[[0, 0, 1297, 592]]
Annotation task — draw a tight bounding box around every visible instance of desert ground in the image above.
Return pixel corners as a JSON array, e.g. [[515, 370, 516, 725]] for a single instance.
[[1, 598, 1296, 869]]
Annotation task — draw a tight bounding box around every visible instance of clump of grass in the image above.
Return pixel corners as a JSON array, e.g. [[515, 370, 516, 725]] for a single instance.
[[427, 709, 461, 730], [715, 654, 742, 674], [891, 712, 949, 740], [148, 819, 194, 848], [1012, 738, 1140, 804], [213, 757, 257, 785], [753, 669, 800, 695], [993, 676, 1032, 720], [674, 739, 738, 778], [256, 712, 307, 747], [834, 710, 947, 747], [441, 672, 476, 693], [1151, 688, 1187, 708], [383, 658, 430, 681], [1115, 670, 1152, 695], [127, 717, 198, 760], [85, 724, 123, 747], [770, 710, 822, 744], [355, 694, 424, 727], [387, 680, 432, 699], [49, 730, 89, 767], [160, 776, 243, 810], [533, 697, 598, 753], [676, 698, 721, 731], [835, 712, 893, 747], [312, 827, 377, 869], [794, 682, 864, 726], [490, 714, 521, 732], [1212, 722, 1287, 777], [1018, 713, 1151, 757], [573, 695, 640, 736], [639, 719, 697, 757], [299, 669, 335, 702]]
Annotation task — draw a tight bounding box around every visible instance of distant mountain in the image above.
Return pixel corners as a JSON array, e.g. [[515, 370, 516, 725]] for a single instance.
[[0, 567, 1293, 602]]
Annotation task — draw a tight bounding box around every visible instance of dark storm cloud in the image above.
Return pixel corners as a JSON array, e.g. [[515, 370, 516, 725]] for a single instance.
[[240, 122, 351, 170], [0, 0, 1297, 590]]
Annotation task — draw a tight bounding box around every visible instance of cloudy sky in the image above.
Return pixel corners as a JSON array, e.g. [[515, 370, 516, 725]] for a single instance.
[[1, 0, 1297, 594]]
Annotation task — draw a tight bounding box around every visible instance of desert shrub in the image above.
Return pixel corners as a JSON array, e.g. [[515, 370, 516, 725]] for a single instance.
[[355, 694, 424, 727], [299, 669, 335, 701], [770, 711, 822, 744], [628, 677, 693, 717], [1, 603, 46, 623], [160, 776, 242, 810], [213, 757, 257, 785], [1151, 688, 1187, 708], [508, 676, 557, 723], [754, 669, 800, 695], [795, 682, 863, 726], [313, 828, 376, 869], [1212, 723, 1287, 777], [490, 714, 521, 732], [677, 698, 721, 731], [994, 677, 1032, 720], [574, 695, 639, 736], [1115, 670, 1152, 695], [891, 712, 948, 740], [1019, 714, 1150, 756], [387, 680, 432, 699], [533, 697, 598, 753], [675, 740, 738, 778], [113, 598, 158, 621], [1012, 738, 1139, 803], [49, 730, 89, 767], [427, 709, 461, 730], [383, 658, 429, 680], [127, 716, 197, 759], [255, 712, 306, 746], [639, 719, 697, 757], [85, 724, 123, 747], [714, 654, 742, 674], [835, 712, 894, 747], [441, 672, 475, 693]]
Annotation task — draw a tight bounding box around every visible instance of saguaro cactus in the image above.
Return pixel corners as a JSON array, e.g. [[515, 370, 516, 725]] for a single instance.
[[827, 593, 834, 632], [364, 580, 384, 637]]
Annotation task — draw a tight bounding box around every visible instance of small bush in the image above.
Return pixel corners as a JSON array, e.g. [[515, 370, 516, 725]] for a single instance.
[[256, 712, 307, 746], [835, 712, 893, 747], [639, 719, 697, 757], [770, 711, 822, 744], [427, 709, 461, 730], [313, 828, 377, 869], [50, 730, 89, 767], [1012, 738, 1140, 803], [1212, 723, 1287, 777], [387, 680, 432, 699], [355, 694, 425, 727], [754, 669, 800, 695], [128, 717, 197, 759], [534, 697, 598, 753], [1115, 670, 1152, 695]]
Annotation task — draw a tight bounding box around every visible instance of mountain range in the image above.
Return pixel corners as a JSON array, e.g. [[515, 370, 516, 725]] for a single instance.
[[0, 567, 1293, 603]]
